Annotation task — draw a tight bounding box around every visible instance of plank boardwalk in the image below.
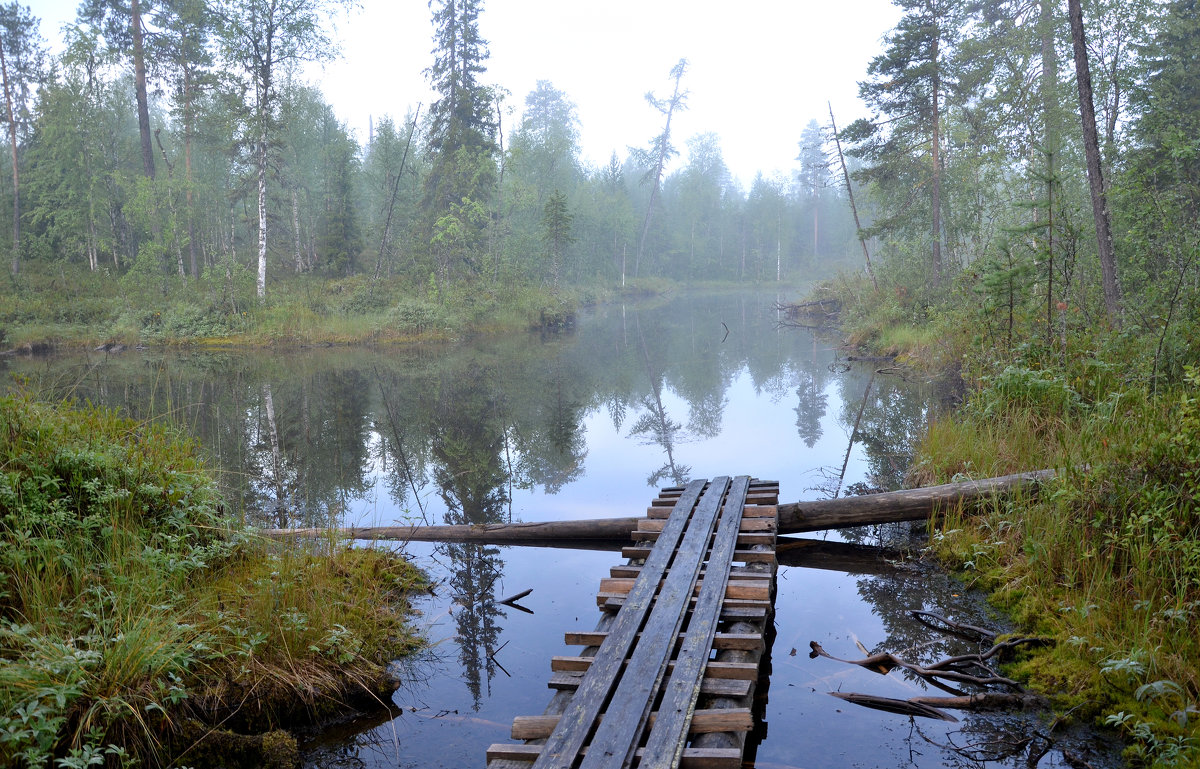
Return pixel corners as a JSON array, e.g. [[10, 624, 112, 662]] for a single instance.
[[487, 476, 779, 769]]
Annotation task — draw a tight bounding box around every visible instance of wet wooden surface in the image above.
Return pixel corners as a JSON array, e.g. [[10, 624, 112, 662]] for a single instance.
[[487, 477, 778, 769]]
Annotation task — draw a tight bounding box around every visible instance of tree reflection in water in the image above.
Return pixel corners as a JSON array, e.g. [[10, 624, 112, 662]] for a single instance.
[[628, 312, 691, 487], [430, 365, 510, 709]]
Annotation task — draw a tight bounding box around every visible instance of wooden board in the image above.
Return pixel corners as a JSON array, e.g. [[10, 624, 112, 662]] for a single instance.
[[528, 478, 712, 769], [576, 477, 734, 769], [641, 475, 751, 769], [489, 476, 776, 769]]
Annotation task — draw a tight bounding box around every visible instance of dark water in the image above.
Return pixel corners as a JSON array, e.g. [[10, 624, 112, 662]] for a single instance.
[[2, 291, 1120, 768]]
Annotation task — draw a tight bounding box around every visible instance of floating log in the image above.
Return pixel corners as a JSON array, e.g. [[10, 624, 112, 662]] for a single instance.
[[263, 469, 1058, 544], [269, 518, 643, 543]]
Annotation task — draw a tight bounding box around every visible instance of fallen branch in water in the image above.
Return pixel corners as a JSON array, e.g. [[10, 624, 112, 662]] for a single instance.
[[498, 589, 532, 606], [909, 610, 998, 643], [808, 636, 1050, 689], [830, 690, 1051, 722]]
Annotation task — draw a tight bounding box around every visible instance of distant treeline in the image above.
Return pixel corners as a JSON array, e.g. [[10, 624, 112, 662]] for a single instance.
[[0, 0, 863, 303]]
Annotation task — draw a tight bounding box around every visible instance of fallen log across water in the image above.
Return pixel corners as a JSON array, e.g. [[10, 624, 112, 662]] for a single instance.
[[776, 468, 1058, 533], [263, 469, 1059, 544]]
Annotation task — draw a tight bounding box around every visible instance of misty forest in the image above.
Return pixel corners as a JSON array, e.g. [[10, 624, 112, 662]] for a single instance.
[[3, 0, 1200, 767]]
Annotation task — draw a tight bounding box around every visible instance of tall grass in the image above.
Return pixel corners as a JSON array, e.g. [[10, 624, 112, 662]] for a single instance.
[[0, 393, 426, 767], [920, 367, 1200, 765]]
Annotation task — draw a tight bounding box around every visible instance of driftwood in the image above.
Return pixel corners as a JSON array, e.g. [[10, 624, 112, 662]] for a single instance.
[[829, 691, 1050, 721], [808, 641, 1024, 689], [263, 469, 1059, 544]]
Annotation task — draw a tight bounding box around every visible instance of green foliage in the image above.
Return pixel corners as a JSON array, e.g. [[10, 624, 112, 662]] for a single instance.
[[0, 395, 425, 766]]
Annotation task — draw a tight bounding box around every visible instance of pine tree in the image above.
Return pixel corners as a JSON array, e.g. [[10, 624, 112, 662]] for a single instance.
[[843, 0, 965, 287], [541, 189, 573, 290], [422, 0, 497, 289]]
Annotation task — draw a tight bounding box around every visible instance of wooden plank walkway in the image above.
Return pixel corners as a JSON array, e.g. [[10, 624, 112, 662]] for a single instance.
[[487, 476, 778, 769]]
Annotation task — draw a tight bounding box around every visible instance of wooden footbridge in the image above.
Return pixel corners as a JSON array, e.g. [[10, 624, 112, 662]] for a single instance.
[[486, 475, 778, 769]]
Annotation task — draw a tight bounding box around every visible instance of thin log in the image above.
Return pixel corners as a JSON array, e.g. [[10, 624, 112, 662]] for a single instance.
[[264, 517, 644, 544], [777, 469, 1057, 533], [499, 589, 533, 606], [809, 640, 1029, 689], [829, 691, 1049, 720], [829, 692, 958, 722]]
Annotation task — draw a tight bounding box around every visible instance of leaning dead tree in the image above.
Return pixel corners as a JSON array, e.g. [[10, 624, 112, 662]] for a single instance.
[[265, 469, 1058, 544], [829, 101, 877, 292]]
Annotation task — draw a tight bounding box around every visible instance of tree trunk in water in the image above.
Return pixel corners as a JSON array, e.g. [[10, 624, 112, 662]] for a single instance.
[[1067, 0, 1121, 323], [0, 43, 19, 275]]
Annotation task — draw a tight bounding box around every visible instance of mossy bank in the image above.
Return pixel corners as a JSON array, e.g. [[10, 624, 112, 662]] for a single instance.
[[808, 274, 1200, 766], [0, 393, 427, 768]]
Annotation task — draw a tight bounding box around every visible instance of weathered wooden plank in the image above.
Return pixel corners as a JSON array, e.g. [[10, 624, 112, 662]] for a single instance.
[[630, 530, 775, 547], [642, 475, 752, 769], [596, 592, 770, 611], [636, 517, 775, 532], [545, 672, 752, 698], [599, 595, 771, 616], [487, 744, 742, 769], [562, 631, 762, 653], [620, 546, 777, 564], [511, 708, 753, 740], [595, 577, 770, 602], [607, 564, 764, 579], [550, 657, 759, 681], [646, 504, 776, 520], [529, 478, 709, 769], [576, 477, 733, 769]]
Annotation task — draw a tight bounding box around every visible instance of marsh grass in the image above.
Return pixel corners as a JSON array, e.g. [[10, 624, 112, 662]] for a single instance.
[[1, 262, 596, 352], [921, 368, 1200, 765], [0, 394, 426, 767]]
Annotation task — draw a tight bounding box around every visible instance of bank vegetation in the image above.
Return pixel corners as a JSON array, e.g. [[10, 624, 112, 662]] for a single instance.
[[0, 393, 427, 767]]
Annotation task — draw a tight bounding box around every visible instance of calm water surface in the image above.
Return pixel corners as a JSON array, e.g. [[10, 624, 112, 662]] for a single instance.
[[2, 291, 1119, 768]]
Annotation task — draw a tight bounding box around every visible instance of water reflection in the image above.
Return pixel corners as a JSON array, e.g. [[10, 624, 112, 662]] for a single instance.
[[12, 291, 1082, 767]]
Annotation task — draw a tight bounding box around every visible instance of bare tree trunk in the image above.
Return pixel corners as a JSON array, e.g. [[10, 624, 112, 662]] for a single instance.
[[372, 104, 420, 290], [154, 130, 187, 283], [257, 135, 268, 299], [132, 0, 155, 181], [0, 42, 18, 275], [1067, 0, 1121, 323], [930, 35, 943, 286], [184, 67, 197, 279], [291, 186, 303, 272], [1040, 0, 1058, 344], [828, 102, 878, 291], [636, 59, 688, 278]]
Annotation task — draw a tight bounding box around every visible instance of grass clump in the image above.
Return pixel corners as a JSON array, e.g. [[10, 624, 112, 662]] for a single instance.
[[920, 365, 1200, 765], [0, 393, 426, 767]]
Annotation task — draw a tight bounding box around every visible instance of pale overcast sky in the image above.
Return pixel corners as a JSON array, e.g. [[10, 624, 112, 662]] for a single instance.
[[34, 0, 900, 187]]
